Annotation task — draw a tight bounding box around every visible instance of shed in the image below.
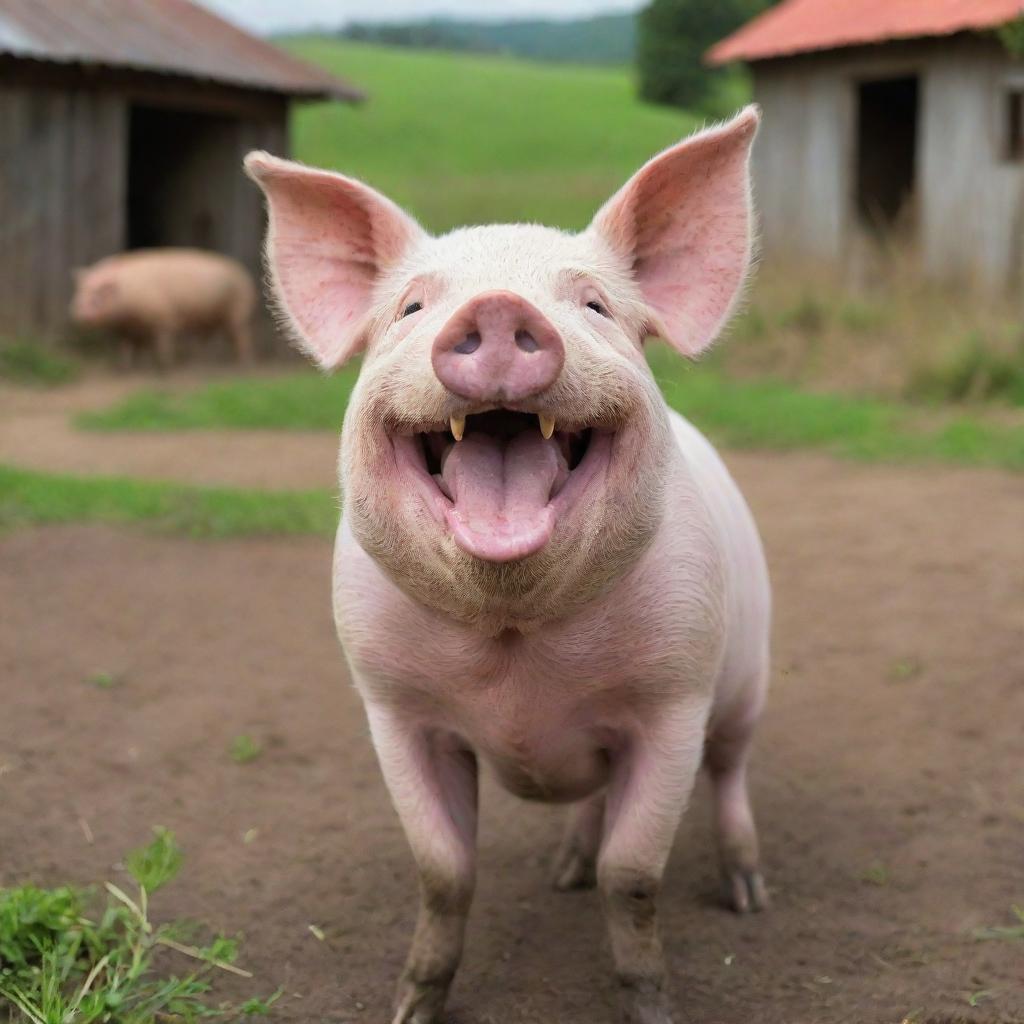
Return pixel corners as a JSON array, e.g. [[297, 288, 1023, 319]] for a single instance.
[[709, 0, 1024, 292], [0, 0, 362, 338]]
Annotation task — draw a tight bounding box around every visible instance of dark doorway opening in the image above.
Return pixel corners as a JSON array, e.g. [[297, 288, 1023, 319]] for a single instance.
[[128, 105, 240, 253], [855, 77, 919, 233]]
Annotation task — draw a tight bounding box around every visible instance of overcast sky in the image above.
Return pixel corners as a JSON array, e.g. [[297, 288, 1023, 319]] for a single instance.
[[200, 0, 644, 33]]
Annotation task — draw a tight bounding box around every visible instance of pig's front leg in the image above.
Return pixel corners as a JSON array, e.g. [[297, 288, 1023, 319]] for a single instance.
[[365, 703, 478, 1024], [599, 702, 709, 1024]]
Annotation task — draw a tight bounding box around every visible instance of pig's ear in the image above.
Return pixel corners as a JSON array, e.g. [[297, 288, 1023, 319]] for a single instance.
[[587, 105, 760, 357], [244, 151, 426, 370]]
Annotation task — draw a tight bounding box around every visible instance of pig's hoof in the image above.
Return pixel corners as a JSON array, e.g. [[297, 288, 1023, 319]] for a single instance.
[[551, 847, 597, 891], [722, 868, 768, 914], [391, 975, 449, 1024]]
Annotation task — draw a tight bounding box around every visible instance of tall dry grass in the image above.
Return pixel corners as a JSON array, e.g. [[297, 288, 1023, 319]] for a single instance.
[[718, 248, 1024, 407]]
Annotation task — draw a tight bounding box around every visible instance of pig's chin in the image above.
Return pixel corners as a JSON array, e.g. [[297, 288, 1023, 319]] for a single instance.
[[391, 409, 613, 564]]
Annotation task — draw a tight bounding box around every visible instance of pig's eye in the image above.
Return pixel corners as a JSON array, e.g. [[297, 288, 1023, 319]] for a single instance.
[[586, 300, 610, 318], [402, 301, 423, 318]]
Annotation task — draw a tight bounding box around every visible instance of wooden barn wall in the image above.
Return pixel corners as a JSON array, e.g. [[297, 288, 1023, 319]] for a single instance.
[[0, 65, 289, 339], [751, 62, 850, 263], [0, 87, 125, 337], [751, 38, 1024, 292], [919, 41, 1024, 291]]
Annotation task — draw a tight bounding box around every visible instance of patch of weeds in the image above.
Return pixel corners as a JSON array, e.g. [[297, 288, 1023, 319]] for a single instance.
[[837, 300, 888, 333], [973, 904, 1024, 942], [0, 339, 78, 387], [965, 988, 997, 1008], [123, 827, 183, 892], [908, 331, 1024, 404], [889, 658, 923, 683], [229, 736, 263, 765], [731, 307, 768, 342], [0, 828, 280, 1023], [85, 671, 121, 690], [778, 295, 829, 335], [861, 862, 890, 887]]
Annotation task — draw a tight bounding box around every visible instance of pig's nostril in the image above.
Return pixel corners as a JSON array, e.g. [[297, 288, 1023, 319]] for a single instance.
[[515, 330, 538, 353], [454, 332, 481, 355]]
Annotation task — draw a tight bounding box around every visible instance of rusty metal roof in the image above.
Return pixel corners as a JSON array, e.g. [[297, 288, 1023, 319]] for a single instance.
[[708, 0, 1024, 65], [0, 0, 364, 101]]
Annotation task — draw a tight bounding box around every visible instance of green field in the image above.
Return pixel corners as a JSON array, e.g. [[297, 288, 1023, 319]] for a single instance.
[[287, 40, 703, 231]]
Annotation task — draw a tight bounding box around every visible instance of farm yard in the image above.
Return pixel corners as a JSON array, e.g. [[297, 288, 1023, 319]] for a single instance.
[[2, 372, 1024, 1024], [2, 25, 1024, 1024]]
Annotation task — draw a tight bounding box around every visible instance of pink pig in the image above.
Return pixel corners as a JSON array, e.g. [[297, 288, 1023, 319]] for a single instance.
[[70, 249, 256, 367], [246, 106, 770, 1024]]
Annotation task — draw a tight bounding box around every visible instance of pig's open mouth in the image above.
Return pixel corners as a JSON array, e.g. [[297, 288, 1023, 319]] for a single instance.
[[392, 409, 614, 563]]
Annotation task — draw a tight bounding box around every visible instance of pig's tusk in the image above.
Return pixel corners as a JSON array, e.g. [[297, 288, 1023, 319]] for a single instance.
[[450, 415, 465, 441], [539, 414, 555, 440]]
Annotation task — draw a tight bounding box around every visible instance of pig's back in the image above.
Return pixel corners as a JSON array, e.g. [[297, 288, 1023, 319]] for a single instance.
[[668, 409, 770, 720], [98, 249, 254, 322]]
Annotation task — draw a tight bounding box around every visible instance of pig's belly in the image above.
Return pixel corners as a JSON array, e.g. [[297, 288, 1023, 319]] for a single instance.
[[458, 712, 617, 803]]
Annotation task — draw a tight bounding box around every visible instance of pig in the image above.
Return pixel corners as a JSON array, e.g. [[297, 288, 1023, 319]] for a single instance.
[[70, 248, 256, 367], [246, 105, 770, 1024]]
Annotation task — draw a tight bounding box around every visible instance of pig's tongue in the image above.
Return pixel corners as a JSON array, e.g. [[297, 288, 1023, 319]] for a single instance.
[[442, 431, 562, 562]]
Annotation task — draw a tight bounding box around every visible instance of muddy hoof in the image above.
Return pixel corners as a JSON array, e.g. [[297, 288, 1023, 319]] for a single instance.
[[552, 848, 597, 891], [722, 869, 769, 914]]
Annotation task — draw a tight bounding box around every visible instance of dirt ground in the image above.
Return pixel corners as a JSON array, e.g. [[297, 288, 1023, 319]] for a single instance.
[[0, 373, 339, 490], [1, 380, 1023, 1024]]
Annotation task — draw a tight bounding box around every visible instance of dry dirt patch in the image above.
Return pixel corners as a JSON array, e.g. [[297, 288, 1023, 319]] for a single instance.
[[1, 452, 1022, 1023]]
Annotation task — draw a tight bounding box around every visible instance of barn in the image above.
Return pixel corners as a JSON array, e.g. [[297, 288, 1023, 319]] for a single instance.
[[0, 0, 362, 339], [709, 0, 1024, 293]]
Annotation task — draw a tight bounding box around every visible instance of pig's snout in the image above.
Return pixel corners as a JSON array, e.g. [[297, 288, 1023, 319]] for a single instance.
[[431, 291, 564, 402]]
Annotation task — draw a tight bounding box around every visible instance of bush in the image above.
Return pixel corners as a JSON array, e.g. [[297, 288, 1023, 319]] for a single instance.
[[636, 0, 770, 112]]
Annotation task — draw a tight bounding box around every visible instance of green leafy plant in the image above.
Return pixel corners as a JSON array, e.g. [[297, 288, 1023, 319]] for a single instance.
[[974, 905, 1024, 942], [997, 16, 1024, 57], [0, 830, 280, 1023], [229, 736, 263, 766]]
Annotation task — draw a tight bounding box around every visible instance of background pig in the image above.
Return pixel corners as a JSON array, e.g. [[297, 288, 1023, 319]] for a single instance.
[[70, 248, 256, 368], [247, 105, 769, 1024]]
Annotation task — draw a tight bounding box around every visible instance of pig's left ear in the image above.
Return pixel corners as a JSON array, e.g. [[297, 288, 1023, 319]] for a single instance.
[[587, 105, 760, 357], [245, 151, 426, 369]]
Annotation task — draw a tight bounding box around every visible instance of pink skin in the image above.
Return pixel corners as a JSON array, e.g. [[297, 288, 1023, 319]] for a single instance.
[[246, 105, 770, 1024]]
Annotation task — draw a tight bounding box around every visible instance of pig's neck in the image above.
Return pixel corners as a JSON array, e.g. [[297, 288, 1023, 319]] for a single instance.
[[334, 463, 723, 669]]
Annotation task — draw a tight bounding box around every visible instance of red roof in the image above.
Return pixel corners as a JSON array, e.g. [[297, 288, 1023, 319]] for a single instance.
[[708, 0, 1024, 65]]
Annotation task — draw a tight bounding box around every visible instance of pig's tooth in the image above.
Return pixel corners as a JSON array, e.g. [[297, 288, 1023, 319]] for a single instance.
[[539, 414, 555, 440], [450, 415, 465, 441]]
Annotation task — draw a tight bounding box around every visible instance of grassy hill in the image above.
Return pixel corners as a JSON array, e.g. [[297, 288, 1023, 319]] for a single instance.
[[338, 13, 636, 66], [286, 39, 703, 232]]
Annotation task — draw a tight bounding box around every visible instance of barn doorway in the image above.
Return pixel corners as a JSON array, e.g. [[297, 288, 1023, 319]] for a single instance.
[[127, 105, 242, 253], [855, 76, 919, 234]]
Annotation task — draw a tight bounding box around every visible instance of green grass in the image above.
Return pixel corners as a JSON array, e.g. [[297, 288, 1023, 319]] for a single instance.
[[0, 339, 78, 387], [0, 829, 279, 1024], [76, 361, 1024, 473], [78, 367, 360, 432], [228, 736, 263, 765], [287, 40, 701, 232], [0, 465, 335, 538]]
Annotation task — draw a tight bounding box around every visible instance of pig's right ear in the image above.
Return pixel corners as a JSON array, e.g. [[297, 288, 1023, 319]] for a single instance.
[[586, 106, 760, 357], [244, 151, 426, 370]]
